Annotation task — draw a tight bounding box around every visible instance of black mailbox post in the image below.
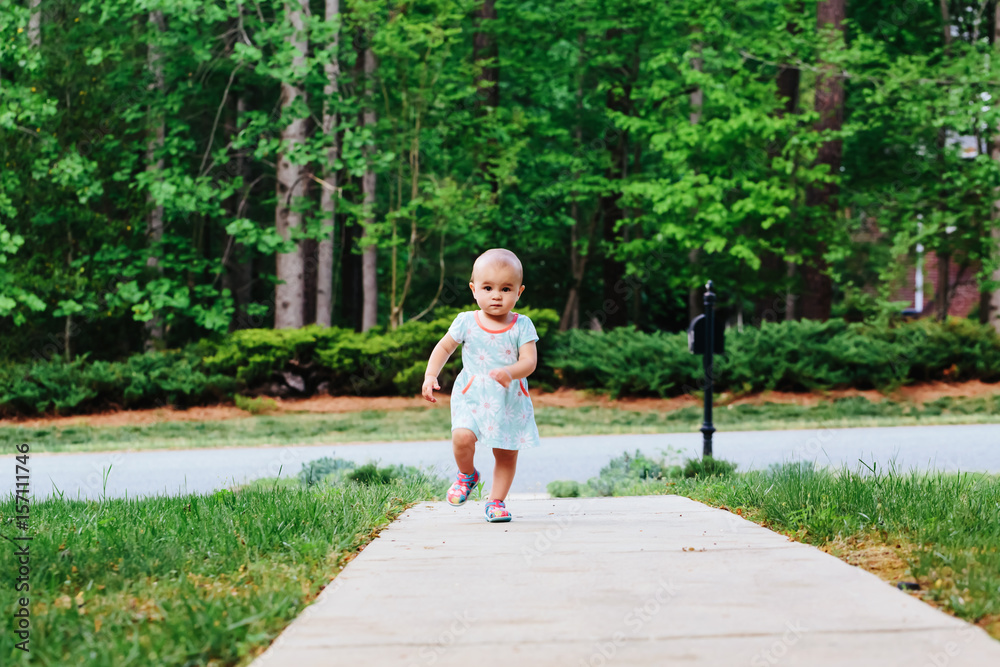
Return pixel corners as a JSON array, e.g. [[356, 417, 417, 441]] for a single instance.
[[687, 281, 723, 458]]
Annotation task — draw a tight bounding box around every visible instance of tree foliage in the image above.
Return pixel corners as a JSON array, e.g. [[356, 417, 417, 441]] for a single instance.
[[3, 0, 1000, 362]]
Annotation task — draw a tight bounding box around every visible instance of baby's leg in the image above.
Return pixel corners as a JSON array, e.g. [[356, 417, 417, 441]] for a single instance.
[[490, 448, 519, 501], [453, 428, 477, 475]]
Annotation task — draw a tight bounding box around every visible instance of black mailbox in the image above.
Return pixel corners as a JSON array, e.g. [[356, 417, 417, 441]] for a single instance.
[[687, 314, 725, 355]]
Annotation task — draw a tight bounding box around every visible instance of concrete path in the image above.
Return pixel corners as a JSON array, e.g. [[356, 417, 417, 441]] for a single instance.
[[250, 496, 1000, 667]]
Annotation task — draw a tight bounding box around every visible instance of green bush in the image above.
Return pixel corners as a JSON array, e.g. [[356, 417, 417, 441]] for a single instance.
[[548, 317, 1000, 398], [0, 351, 235, 417], [546, 480, 581, 497], [233, 394, 278, 415], [296, 456, 444, 490], [0, 307, 558, 417], [2, 313, 997, 417], [298, 456, 356, 487], [682, 456, 738, 478], [202, 306, 559, 397], [548, 450, 684, 498]]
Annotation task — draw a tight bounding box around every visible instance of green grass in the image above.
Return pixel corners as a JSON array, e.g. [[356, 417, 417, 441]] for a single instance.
[[557, 450, 1000, 639], [2, 395, 999, 454], [0, 471, 446, 666]]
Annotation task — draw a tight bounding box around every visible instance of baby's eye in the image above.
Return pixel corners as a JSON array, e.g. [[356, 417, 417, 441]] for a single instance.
[[483, 286, 492, 291], [501, 287, 511, 292]]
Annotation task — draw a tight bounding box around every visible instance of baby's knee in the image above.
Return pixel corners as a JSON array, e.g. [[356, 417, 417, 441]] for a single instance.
[[493, 447, 518, 462], [453, 428, 477, 447]]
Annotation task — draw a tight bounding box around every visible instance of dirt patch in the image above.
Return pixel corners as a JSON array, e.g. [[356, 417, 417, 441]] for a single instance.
[[722, 379, 1000, 409], [724, 388, 887, 408], [891, 379, 1000, 404], [820, 536, 915, 583], [818, 537, 1000, 641], [3, 379, 998, 430]]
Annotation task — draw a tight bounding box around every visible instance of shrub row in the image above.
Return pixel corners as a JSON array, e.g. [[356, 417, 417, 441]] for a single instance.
[[0, 307, 558, 417], [548, 317, 1000, 398], [1, 314, 998, 417], [0, 350, 236, 417]]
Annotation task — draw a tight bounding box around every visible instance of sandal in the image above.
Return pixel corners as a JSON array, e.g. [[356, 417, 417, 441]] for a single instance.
[[447, 469, 480, 506], [484, 499, 512, 523]]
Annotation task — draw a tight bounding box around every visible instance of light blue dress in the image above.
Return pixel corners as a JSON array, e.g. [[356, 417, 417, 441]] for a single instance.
[[448, 310, 541, 450]]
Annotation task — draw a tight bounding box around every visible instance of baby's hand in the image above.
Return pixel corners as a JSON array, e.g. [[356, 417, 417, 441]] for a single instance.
[[489, 367, 513, 389], [422, 375, 440, 402]]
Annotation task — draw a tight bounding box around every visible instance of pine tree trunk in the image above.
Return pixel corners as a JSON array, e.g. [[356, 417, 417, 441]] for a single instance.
[[687, 39, 703, 322], [316, 0, 341, 327], [274, 0, 310, 329], [935, 252, 952, 319], [598, 28, 633, 330], [988, 5, 1000, 332], [761, 36, 800, 323], [28, 0, 41, 48], [934, 0, 955, 323], [360, 45, 378, 332], [222, 15, 252, 331], [230, 93, 253, 329], [800, 0, 845, 321], [473, 0, 499, 193], [560, 32, 587, 332], [144, 10, 166, 349]]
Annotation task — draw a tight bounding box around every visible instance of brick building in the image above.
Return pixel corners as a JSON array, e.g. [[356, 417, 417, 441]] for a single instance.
[[894, 250, 982, 317]]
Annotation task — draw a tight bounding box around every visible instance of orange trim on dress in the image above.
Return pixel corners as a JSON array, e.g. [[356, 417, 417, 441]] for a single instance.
[[461, 376, 475, 394], [474, 311, 518, 334], [519, 380, 529, 397]]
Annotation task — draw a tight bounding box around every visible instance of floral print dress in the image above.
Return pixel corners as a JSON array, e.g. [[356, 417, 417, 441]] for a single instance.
[[448, 310, 541, 450]]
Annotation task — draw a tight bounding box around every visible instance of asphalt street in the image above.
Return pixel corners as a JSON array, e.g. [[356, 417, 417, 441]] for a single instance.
[[8, 423, 1000, 501]]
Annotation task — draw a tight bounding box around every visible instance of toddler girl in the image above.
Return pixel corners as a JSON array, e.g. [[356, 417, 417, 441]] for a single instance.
[[421, 248, 541, 522]]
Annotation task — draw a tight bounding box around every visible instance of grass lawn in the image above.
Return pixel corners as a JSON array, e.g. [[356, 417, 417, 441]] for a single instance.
[[0, 471, 445, 666], [551, 451, 1000, 641], [2, 394, 999, 453]]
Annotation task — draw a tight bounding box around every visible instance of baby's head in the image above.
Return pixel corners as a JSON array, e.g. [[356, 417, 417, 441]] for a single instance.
[[469, 248, 525, 316]]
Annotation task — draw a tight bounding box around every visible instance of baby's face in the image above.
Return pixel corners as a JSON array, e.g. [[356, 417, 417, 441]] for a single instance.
[[469, 263, 524, 317]]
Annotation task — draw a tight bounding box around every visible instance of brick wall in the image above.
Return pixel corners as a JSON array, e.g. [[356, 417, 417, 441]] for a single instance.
[[896, 252, 981, 317]]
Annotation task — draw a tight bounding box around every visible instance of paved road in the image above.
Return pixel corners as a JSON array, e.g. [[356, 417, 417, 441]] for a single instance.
[[250, 496, 1000, 666], [8, 423, 1000, 501]]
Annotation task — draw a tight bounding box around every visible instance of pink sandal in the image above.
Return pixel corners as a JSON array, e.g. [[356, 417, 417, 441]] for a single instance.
[[484, 499, 512, 523], [447, 469, 480, 506]]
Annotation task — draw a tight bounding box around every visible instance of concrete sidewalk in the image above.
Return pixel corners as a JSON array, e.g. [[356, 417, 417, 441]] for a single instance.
[[251, 496, 1000, 666]]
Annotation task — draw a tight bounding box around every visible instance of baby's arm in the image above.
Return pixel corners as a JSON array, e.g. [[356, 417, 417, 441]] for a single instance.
[[422, 333, 460, 402], [489, 341, 537, 388]]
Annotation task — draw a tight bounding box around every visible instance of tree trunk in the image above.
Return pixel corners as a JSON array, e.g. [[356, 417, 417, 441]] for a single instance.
[[598, 28, 634, 331], [28, 0, 41, 48], [223, 91, 254, 331], [778, 49, 800, 323], [987, 5, 1000, 332], [274, 0, 310, 329], [756, 12, 801, 323], [800, 0, 845, 321], [144, 10, 167, 349], [360, 44, 378, 332], [473, 0, 499, 110], [560, 32, 587, 332], [222, 15, 252, 331], [935, 251, 951, 319], [317, 0, 341, 327], [473, 0, 499, 194], [785, 261, 798, 321], [933, 0, 956, 323], [939, 0, 952, 48], [687, 40, 703, 322]]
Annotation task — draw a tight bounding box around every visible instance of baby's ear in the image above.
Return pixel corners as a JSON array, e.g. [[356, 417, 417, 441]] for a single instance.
[[469, 281, 475, 295]]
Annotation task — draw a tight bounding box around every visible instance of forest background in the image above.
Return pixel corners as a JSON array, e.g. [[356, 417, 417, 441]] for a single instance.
[[4, 0, 1000, 365]]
